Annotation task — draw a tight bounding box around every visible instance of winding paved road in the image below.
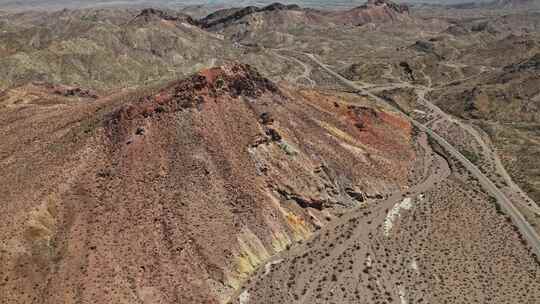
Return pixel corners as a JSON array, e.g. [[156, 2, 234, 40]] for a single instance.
[[414, 89, 540, 216], [303, 52, 540, 258]]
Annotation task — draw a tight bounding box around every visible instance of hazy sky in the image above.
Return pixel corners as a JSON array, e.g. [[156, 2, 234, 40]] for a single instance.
[[0, 0, 493, 11]]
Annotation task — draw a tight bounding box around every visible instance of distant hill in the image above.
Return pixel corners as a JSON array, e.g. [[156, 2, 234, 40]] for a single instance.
[[0, 8, 237, 90], [446, 0, 539, 9], [199, 0, 411, 45]]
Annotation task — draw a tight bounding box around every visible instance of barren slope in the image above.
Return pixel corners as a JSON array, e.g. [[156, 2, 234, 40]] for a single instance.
[[0, 64, 417, 304], [0, 8, 236, 90]]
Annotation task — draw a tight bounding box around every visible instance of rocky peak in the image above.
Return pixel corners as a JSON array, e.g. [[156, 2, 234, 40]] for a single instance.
[[107, 64, 282, 132], [261, 3, 302, 12], [198, 2, 302, 29], [365, 0, 409, 13], [175, 64, 282, 102], [132, 8, 196, 25], [335, 0, 410, 26]]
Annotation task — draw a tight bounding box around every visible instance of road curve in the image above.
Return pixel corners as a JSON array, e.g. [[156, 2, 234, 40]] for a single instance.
[[303, 52, 540, 258], [415, 91, 540, 215]]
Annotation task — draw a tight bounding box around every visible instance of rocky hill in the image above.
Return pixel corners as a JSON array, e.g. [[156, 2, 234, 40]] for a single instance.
[[448, 0, 539, 10], [0, 64, 416, 303], [198, 3, 302, 30], [326, 0, 410, 26], [0, 8, 235, 91], [488, 0, 537, 9], [2, 3, 540, 304], [0, 2, 415, 91], [195, 0, 411, 46]]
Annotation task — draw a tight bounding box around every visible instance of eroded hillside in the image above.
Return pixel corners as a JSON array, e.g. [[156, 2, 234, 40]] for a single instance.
[[0, 64, 419, 303], [1, 2, 540, 304]]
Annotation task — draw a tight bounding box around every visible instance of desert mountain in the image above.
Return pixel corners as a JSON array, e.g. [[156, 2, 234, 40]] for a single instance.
[[129, 7, 197, 26], [198, 0, 411, 44], [326, 0, 410, 26], [0, 64, 416, 303], [2, 2, 540, 304], [449, 0, 540, 10], [488, 0, 537, 9], [0, 8, 234, 91], [198, 3, 302, 30]]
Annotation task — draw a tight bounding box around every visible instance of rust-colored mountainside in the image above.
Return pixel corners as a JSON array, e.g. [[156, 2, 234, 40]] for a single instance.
[[2, 2, 540, 304], [0, 64, 416, 303]]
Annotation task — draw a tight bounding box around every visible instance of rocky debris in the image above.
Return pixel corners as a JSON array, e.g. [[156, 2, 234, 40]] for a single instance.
[[259, 112, 274, 125], [345, 187, 366, 202], [505, 53, 540, 72], [343, 63, 364, 80], [277, 189, 325, 211], [399, 61, 415, 81], [444, 24, 470, 36], [135, 127, 145, 135], [265, 128, 282, 142], [51, 85, 98, 99], [470, 21, 498, 34], [413, 40, 435, 53], [411, 40, 444, 60], [464, 88, 480, 110], [349, 106, 382, 131]]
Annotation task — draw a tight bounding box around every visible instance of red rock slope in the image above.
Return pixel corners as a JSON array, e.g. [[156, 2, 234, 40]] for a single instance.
[[0, 64, 415, 304]]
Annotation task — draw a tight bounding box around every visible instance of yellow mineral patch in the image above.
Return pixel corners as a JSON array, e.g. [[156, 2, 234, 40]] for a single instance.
[[225, 195, 314, 301], [339, 142, 368, 162], [234, 228, 271, 280], [25, 195, 58, 247], [284, 211, 311, 241], [317, 120, 368, 151], [270, 231, 292, 252]]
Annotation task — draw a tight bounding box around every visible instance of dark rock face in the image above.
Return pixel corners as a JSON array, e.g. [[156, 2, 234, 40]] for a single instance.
[[132, 8, 196, 25], [413, 40, 435, 53], [51, 85, 98, 99], [507, 53, 540, 71], [399, 61, 415, 81], [367, 0, 409, 14], [198, 2, 302, 29], [262, 3, 301, 12], [411, 40, 444, 60]]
